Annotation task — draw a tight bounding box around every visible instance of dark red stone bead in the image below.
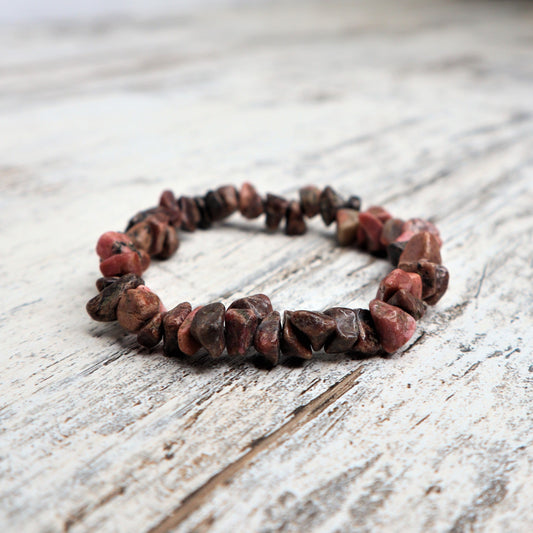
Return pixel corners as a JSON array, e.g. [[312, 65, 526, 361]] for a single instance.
[[323, 307, 359, 353], [319, 186, 344, 226], [99, 251, 144, 277], [178, 196, 201, 232], [162, 302, 192, 356], [225, 308, 259, 356], [117, 285, 162, 333], [228, 294, 273, 321], [137, 312, 164, 348], [194, 196, 212, 229], [155, 225, 179, 260], [376, 268, 422, 302], [336, 208, 359, 246], [281, 311, 312, 359], [204, 189, 226, 222], [299, 185, 321, 218], [254, 310, 281, 365], [369, 299, 416, 354], [387, 241, 407, 267], [398, 260, 449, 304], [386, 289, 427, 321], [285, 201, 306, 236], [402, 218, 442, 246], [95, 276, 121, 292], [178, 306, 203, 356], [190, 302, 226, 358], [366, 205, 392, 224], [264, 193, 289, 231], [289, 310, 336, 351], [380, 218, 405, 247], [86, 274, 144, 322], [358, 210, 384, 253], [239, 182, 264, 219], [217, 185, 239, 218], [159, 190, 182, 226], [398, 232, 442, 265], [352, 309, 382, 355]]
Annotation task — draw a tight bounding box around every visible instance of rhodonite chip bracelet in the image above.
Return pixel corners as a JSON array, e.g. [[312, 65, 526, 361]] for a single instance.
[[86, 183, 449, 364]]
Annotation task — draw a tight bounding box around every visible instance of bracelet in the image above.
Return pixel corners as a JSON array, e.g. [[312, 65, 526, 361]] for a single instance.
[[86, 183, 449, 365]]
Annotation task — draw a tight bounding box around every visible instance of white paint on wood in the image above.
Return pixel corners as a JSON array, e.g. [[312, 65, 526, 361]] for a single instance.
[[1, 1, 532, 532]]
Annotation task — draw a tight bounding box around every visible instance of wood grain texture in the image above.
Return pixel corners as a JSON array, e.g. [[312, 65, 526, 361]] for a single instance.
[[1, 1, 532, 532]]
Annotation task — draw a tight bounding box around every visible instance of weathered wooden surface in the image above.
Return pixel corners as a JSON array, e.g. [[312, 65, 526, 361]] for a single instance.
[[1, 1, 533, 531]]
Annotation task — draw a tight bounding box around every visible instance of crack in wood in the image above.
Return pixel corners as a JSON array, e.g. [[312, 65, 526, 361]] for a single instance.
[[146, 364, 366, 532]]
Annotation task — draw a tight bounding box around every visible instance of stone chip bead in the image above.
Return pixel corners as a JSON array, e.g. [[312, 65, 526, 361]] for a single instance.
[[116, 285, 162, 333], [299, 185, 321, 218], [357, 210, 385, 253], [380, 218, 405, 247], [225, 308, 260, 356], [336, 208, 360, 246], [178, 306, 204, 356], [352, 309, 382, 355], [398, 231, 442, 265], [87, 274, 144, 322], [376, 269, 423, 301], [178, 196, 201, 232], [217, 185, 239, 218], [281, 311, 312, 359], [401, 218, 442, 246], [158, 190, 182, 226], [285, 201, 306, 236], [386, 289, 427, 321], [289, 310, 337, 352], [99, 251, 145, 277], [323, 307, 359, 354], [194, 196, 212, 229], [239, 182, 264, 219], [398, 260, 449, 304], [369, 299, 416, 353], [162, 302, 192, 356], [228, 294, 273, 321], [96, 231, 137, 260], [137, 312, 164, 348], [190, 302, 226, 358], [254, 311, 281, 365], [319, 186, 345, 226], [264, 193, 289, 231]]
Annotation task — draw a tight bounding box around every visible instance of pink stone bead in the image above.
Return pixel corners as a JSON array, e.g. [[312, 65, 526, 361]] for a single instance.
[[99, 252, 143, 277], [358, 211, 384, 252], [96, 231, 135, 260], [376, 269, 423, 301], [369, 299, 416, 354]]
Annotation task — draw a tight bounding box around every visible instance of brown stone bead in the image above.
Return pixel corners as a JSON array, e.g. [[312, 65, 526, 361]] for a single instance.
[[344, 195, 362, 211], [239, 182, 264, 219], [387, 290, 427, 321], [99, 251, 144, 277], [204, 189, 226, 222], [369, 299, 416, 354], [137, 312, 164, 348], [289, 310, 337, 351], [387, 241, 407, 267], [159, 190, 182, 226], [87, 274, 144, 322], [190, 302, 226, 358], [319, 186, 345, 226], [403, 218, 442, 246], [178, 196, 201, 232], [285, 201, 306, 236], [96, 276, 121, 292], [178, 306, 203, 356], [217, 185, 239, 217], [162, 302, 192, 356], [376, 269, 422, 302], [398, 232, 442, 265], [194, 196, 212, 229], [281, 311, 312, 359], [225, 308, 259, 356], [336, 208, 359, 246], [352, 309, 382, 355], [380, 218, 405, 247], [366, 205, 392, 224], [323, 307, 359, 353], [125, 206, 171, 232], [358, 210, 384, 253], [126, 221, 153, 253], [299, 185, 321, 218], [264, 193, 289, 231], [399, 260, 449, 304], [254, 311, 281, 365], [116, 286, 162, 333], [156, 225, 180, 260], [228, 294, 273, 321]]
